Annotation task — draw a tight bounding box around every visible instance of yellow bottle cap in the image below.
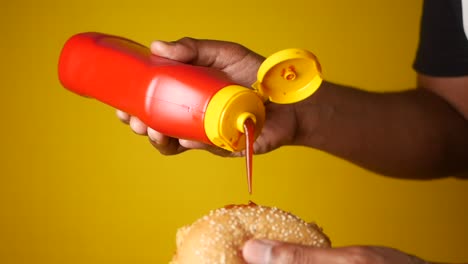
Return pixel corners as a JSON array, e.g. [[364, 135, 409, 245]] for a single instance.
[[253, 48, 323, 104], [204, 85, 265, 152]]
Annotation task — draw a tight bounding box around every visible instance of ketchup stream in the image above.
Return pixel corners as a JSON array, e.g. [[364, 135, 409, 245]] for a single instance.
[[243, 118, 255, 195]]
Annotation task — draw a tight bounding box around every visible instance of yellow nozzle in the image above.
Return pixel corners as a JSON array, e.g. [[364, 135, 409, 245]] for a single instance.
[[204, 85, 265, 152], [236, 112, 256, 133]]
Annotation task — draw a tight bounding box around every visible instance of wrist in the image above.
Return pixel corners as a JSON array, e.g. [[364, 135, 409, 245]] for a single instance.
[[292, 81, 334, 148]]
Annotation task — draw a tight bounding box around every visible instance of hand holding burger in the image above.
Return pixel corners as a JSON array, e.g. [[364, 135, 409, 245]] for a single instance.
[[242, 241, 431, 264]]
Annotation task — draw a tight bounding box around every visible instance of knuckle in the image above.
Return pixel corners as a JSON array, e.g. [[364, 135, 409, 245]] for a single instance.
[[344, 247, 377, 264], [116, 110, 130, 123], [177, 36, 195, 42], [176, 37, 197, 49], [172, 37, 198, 61], [149, 140, 172, 155], [153, 145, 174, 156], [270, 244, 304, 264]]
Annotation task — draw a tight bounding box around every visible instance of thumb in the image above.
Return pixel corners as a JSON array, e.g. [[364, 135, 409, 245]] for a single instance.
[[150, 38, 197, 63], [150, 37, 259, 71], [242, 239, 332, 264]]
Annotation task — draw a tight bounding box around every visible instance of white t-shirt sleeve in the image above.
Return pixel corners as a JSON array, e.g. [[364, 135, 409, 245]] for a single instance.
[[462, 0, 468, 39]]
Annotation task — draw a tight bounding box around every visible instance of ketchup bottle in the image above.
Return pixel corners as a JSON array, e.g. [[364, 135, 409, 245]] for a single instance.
[[58, 32, 322, 151]]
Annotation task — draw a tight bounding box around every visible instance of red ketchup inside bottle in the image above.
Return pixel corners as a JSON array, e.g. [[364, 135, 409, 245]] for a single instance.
[[243, 118, 255, 195]]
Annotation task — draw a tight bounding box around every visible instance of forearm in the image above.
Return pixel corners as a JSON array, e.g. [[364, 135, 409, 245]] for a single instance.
[[293, 81, 468, 179]]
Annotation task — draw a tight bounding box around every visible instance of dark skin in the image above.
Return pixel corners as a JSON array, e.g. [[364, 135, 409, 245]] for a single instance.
[[116, 38, 468, 263], [118, 37, 468, 179]]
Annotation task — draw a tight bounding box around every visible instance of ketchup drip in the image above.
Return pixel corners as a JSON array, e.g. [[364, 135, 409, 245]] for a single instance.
[[243, 118, 255, 195], [224, 201, 257, 209]]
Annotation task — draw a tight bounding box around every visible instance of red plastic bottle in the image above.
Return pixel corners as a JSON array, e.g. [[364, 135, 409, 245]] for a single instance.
[[58, 32, 265, 151]]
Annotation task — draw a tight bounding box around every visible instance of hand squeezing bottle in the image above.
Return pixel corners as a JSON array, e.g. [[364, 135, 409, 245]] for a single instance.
[[58, 32, 322, 152]]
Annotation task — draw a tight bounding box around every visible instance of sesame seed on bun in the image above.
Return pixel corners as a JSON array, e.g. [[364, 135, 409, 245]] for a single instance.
[[170, 202, 331, 264]]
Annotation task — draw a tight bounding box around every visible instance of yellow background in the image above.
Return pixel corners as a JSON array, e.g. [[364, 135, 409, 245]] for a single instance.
[[1, 0, 467, 263]]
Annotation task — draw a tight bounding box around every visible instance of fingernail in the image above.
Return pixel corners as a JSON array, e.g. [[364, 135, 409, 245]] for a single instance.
[[148, 135, 160, 145], [116, 110, 129, 121], [147, 128, 166, 145], [150, 40, 174, 52], [147, 129, 156, 141], [150, 41, 164, 52], [243, 239, 277, 264]]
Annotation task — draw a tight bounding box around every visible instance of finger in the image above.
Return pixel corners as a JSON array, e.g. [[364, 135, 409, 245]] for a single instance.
[[243, 239, 341, 264], [147, 127, 170, 146], [116, 110, 130, 124], [151, 37, 252, 69], [252, 134, 273, 155], [172, 38, 236, 68], [149, 137, 187, 156], [150, 37, 225, 67], [151, 38, 264, 87], [150, 37, 221, 66], [129, 116, 148, 135], [150, 39, 197, 63], [178, 139, 210, 149], [179, 139, 237, 157], [243, 239, 279, 264]]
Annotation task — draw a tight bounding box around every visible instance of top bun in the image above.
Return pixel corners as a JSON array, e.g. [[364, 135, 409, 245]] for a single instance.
[[171, 203, 331, 264]]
